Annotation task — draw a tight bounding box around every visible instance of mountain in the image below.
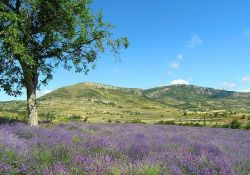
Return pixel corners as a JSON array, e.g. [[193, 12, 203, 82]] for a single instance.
[[34, 82, 250, 118], [144, 84, 236, 99], [39, 82, 144, 100], [143, 84, 250, 111], [1, 82, 250, 124]]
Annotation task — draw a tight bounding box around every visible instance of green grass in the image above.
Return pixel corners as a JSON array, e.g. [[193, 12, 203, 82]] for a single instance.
[[1, 82, 250, 128]]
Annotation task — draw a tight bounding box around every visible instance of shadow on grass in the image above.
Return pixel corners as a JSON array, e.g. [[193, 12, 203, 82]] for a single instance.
[[0, 116, 25, 125]]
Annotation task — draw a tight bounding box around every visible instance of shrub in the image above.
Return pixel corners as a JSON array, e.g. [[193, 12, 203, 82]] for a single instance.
[[221, 124, 229, 128], [193, 123, 202, 127], [240, 115, 246, 119], [83, 117, 88, 122], [115, 120, 121, 123], [156, 120, 176, 125], [180, 122, 203, 127], [108, 119, 112, 123], [230, 119, 241, 129], [130, 119, 146, 124], [71, 114, 82, 120], [245, 122, 250, 130]]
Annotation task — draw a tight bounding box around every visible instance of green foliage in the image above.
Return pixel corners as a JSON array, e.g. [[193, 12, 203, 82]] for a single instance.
[[53, 145, 70, 163], [156, 120, 176, 125], [137, 166, 161, 175], [0, 147, 22, 174], [83, 116, 88, 122], [245, 122, 250, 130], [0, 0, 128, 99], [33, 149, 53, 169], [130, 119, 146, 124], [72, 135, 82, 144], [221, 124, 230, 128], [240, 115, 246, 119], [1, 82, 250, 129], [0, 116, 19, 124], [180, 122, 203, 127], [212, 120, 247, 129], [70, 114, 81, 120], [108, 119, 112, 123], [230, 119, 241, 129]]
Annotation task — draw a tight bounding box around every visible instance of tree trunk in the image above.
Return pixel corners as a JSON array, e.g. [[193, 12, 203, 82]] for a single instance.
[[27, 83, 38, 126], [19, 59, 39, 126]]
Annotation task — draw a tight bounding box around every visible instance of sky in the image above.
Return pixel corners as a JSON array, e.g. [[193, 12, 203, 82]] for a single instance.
[[1, 0, 250, 101]]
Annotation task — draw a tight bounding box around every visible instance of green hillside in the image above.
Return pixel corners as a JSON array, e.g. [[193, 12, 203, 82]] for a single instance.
[[144, 84, 250, 112], [1, 82, 250, 125]]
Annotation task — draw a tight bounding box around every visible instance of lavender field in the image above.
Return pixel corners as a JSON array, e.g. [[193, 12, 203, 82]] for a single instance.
[[0, 123, 249, 175]]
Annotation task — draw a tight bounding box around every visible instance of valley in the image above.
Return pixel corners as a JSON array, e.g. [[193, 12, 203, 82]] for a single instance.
[[1, 82, 250, 128]]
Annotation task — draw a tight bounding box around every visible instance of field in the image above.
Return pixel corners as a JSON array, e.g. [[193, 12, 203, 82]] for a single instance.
[[1, 83, 250, 128], [0, 122, 249, 175]]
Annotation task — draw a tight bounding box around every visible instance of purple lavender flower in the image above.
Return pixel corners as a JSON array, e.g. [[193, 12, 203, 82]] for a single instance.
[[0, 122, 249, 174], [43, 162, 69, 175]]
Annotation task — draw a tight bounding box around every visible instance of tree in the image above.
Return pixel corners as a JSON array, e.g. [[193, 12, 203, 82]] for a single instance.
[[0, 0, 128, 126], [230, 119, 241, 129]]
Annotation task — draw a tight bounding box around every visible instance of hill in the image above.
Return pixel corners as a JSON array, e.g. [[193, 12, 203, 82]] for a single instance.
[[1, 82, 250, 125], [144, 84, 250, 112]]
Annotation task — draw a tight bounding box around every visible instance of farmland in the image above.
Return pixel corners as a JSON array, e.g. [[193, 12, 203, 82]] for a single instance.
[[0, 122, 249, 174], [1, 83, 250, 128]]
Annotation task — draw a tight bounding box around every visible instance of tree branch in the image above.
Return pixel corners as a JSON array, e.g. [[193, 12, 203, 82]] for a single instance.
[[41, 36, 102, 59], [16, 0, 21, 13]]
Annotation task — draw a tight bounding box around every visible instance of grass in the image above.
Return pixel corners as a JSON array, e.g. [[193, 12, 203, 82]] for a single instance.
[[1, 82, 250, 128]]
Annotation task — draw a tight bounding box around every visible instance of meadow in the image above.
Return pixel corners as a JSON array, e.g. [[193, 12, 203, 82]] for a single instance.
[[0, 122, 249, 175], [1, 83, 250, 129]]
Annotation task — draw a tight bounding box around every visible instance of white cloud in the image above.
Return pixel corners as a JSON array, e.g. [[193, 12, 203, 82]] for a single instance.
[[170, 79, 190, 85], [239, 89, 250, 92], [170, 62, 179, 69], [242, 76, 250, 82], [221, 82, 237, 90], [177, 54, 183, 60], [169, 53, 183, 70], [37, 89, 52, 98], [185, 36, 203, 48]]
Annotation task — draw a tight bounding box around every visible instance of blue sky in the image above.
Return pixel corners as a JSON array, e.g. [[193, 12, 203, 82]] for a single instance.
[[1, 0, 250, 101]]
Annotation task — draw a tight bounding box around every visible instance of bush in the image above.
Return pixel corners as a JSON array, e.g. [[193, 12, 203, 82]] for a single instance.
[[156, 120, 176, 125], [130, 119, 146, 124], [83, 117, 88, 122], [245, 122, 250, 130], [180, 122, 203, 127], [221, 124, 229, 128], [71, 114, 82, 120], [240, 115, 246, 119], [115, 120, 121, 123], [230, 119, 241, 129], [108, 119, 112, 123]]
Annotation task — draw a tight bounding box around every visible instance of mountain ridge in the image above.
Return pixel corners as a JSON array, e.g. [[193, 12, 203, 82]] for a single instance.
[[37, 82, 250, 113], [41, 82, 250, 100], [1, 82, 250, 125]]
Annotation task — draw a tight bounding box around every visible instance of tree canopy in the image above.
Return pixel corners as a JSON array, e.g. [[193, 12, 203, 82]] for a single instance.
[[0, 0, 128, 125]]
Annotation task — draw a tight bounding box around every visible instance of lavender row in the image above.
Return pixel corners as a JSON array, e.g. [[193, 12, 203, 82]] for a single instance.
[[0, 122, 249, 174]]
